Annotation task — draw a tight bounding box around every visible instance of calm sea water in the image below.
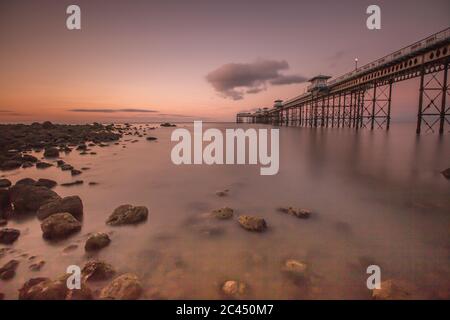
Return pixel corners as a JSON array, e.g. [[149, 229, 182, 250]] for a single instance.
[[1, 123, 449, 299]]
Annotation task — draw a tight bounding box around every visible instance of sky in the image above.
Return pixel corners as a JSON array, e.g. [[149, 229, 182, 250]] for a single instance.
[[0, 0, 449, 123]]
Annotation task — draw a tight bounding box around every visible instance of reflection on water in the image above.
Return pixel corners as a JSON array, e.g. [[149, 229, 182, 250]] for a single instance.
[[0, 123, 449, 299]]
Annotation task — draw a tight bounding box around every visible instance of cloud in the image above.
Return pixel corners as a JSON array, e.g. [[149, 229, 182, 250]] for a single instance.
[[206, 59, 306, 100], [68, 108, 158, 113]]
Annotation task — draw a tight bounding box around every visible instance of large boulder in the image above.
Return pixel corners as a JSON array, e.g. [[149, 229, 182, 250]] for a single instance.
[[37, 196, 83, 220], [0, 228, 20, 244], [9, 184, 61, 213], [40, 213, 82, 240], [99, 273, 142, 300], [85, 232, 111, 252], [237, 215, 267, 232], [82, 260, 116, 281], [18, 276, 93, 300], [35, 178, 57, 189], [106, 205, 148, 226]]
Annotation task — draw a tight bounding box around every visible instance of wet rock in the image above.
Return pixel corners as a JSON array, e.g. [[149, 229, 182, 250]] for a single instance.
[[0, 219, 7, 226], [282, 259, 308, 278], [61, 180, 83, 187], [372, 279, 413, 300], [221, 280, 247, 298], [44, 147, 59, 158], [88, 182, 99, 186], [146, 136, 157, 141], [106, 204, 148, 226], [0, 160, 22, 171], [0, 189, 11, 217], [9, 184, 60, 212], [211, 207, 234, 220], [238, 215, 267, 232], [18, 276, 93, 300], [160, 122, 176, 127], [0, 228, 20, 244], [0, 259, 19, 280], [15, 178, 36, 186], [85, 232, 111, 252], [0, 178, 11, 188], [22, 154, 38, 163], [71, 169, 82, 176], [37, 196, 83, 220], [60, 164, 74, 171], [442, 168, 450, 179], [36, 162, 53, 169], [22, 161, 34, 168], [35, 178, 57, 189], [99, 273, 142, 300], [40, 213, 82, 240], [63, 244, 78, 253], [82, 260, 116, 281], [278, 207, 311, 219], [29, 260, 45, 271], [42, 121, 55, 129]]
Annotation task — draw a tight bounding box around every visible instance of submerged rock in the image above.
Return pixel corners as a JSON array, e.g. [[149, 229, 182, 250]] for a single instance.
[[211, 207, 234, 220], [221, 280, 247, 298], [82, 260, 116, 281], [60, 164, 74, 171], [71, 169, 82, 176], [36, 162, 53, 169], [278, 207, 311, 219], [85, 232, 111, 252], [99, 273, 142, 300], [0, 259, 19, 280], [40, 213, 82, 240], [60, 180, 83, 187], [0, 228, 20, 244], [18, 276, 93, 300], [372, 279, 413, 300], [106, 205, 148, 226], [9, 184, 60, 212], [37, 196, 83, 220], [282, 259, 308, 278], [29, 260, 45, 271], [15, 178, 36, 186], [237, 215, 267, 232], [442, 168, 450, 179], [146, 136, 157, 141], [0, 178, 11, 188], [215, 189, 229, 197]]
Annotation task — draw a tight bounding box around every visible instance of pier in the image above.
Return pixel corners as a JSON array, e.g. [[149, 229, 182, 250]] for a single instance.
[[236, 28, 450, 134]]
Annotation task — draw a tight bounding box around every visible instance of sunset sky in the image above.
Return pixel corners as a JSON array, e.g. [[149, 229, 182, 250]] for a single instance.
[[0, 0, 449, 123]]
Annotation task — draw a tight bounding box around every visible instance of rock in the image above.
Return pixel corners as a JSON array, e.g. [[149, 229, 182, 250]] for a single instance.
[[44, 147, 59, 158], [9, 184, 60, 212], [22, 161, 34, 168], [211, 207, 234, 219], [278, 207, 311, 219], [85, 232, 111, 252], [0, 189, 11, 217], [215, 189, 229, 197], [37, 196, 83, 220], [0, 219, 7, 226], [0, 160, 22, 171], [99, 273, 142, 300], [22, 154, 38, 162], [146, 136, 157, 141], [372, 279, 413, 300], [40, 213, 82, 240], [36, 162, 53, 169], [160, 122, 176, 127], [71, 169, 82, 176], [0, 178, 11, 188], [62, 244, 78, 253], [442, 168, 450, 179], [35, 178, 57, 189], [15, 178, 36, 186], [18, 276, 92, 300], [0, 293, 4, 300], [88, 182, 99, 186], [82, 260, 115, 281], [42, 121, 55, 129], [0, 260, 19, 280], [106, 204, 148, 226], [29, 260, 45, 271], [60, 164, 74, 171], [238, 215, 267, 232], [60, 180, 83, 187], [0, 228, 20, 244], [282, 259, 307, 278], [221, 280, 246, 298]]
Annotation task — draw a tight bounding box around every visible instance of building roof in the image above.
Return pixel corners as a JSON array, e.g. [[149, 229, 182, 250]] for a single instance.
[[308, 75, 331, 82]]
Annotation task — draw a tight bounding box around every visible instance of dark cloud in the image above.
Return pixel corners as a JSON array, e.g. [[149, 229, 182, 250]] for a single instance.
[[68, 108, 158, 113], [206, 59, 306, 100]]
